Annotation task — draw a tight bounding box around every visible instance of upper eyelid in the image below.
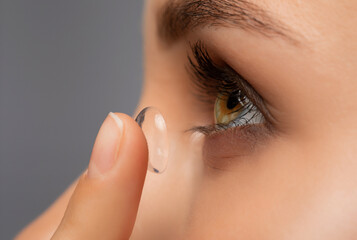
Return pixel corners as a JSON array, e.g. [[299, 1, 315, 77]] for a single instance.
[[186, 41, 243, 100], [186, 40, 276, 130]]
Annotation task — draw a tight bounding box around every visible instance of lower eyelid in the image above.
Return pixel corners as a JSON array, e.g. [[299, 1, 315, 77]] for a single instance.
[[201, 124, 270, 170]]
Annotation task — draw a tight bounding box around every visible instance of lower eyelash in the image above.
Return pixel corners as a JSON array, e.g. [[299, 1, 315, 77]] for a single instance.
[[189, 104, 264, 136]]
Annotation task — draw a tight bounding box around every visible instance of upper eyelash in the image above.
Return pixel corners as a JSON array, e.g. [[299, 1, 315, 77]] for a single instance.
[[186, 41, 262, 133], [186, 41, 244, 104]]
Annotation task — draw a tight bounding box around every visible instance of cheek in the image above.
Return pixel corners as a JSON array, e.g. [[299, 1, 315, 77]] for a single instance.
[[185, 140, 301, 239], [185, 136, 357, 239]]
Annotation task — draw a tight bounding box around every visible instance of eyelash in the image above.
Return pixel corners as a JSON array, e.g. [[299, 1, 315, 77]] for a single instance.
[[186, 40, 267, 135]]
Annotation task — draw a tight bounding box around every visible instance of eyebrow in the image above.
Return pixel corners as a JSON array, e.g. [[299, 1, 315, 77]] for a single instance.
[[157, 0, 299, 45]]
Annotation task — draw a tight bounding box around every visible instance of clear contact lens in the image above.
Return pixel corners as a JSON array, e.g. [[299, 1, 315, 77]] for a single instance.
[[135, 107, 169, 174]]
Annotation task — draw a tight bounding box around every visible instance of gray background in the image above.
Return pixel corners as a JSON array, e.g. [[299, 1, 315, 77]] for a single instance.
[[0, 1, 144, 239]]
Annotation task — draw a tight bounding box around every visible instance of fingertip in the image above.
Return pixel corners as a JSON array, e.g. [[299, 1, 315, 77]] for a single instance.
[[51, 112, 150, 240], [111, 112, 148, 162]]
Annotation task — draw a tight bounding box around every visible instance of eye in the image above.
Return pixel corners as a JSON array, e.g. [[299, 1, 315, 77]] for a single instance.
[[186, 40, 272, 135], [214, 90, 264, 128], [215, 90, 246, 124]]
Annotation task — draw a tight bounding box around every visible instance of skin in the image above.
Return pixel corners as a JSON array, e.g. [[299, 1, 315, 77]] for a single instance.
[[16, 0, 357, 239]]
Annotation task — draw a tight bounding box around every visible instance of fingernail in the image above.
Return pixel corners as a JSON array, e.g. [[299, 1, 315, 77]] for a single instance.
[[88, 112, 124, 178]]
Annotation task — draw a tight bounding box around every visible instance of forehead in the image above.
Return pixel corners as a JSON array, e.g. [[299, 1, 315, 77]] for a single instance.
[[149, 0, 356, 43]]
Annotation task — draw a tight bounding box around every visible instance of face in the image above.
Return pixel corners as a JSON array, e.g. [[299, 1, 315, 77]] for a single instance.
[[131, 0, 357, 239]]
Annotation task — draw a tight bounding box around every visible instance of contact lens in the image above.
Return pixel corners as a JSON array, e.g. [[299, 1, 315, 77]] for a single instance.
[[135, 107, 169, 174]]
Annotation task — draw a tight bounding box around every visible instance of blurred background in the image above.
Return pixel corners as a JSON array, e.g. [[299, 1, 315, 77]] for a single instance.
[[0, 1, 144, 238]]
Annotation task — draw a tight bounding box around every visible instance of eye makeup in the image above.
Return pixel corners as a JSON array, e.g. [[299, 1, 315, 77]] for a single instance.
[[186, 40, 274, 136]]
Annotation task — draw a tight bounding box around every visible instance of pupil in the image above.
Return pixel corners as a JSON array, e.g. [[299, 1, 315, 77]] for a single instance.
[[226, 91, 241, 110]]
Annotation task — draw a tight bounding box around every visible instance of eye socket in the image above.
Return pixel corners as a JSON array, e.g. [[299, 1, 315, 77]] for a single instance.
[[214, 90, 264, 127]]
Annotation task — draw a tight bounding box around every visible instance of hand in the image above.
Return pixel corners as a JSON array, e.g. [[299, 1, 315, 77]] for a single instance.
[[16, 112, 148, 240]]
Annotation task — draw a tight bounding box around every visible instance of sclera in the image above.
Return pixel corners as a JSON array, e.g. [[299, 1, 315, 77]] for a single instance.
[[135, 107, 169, 174]]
